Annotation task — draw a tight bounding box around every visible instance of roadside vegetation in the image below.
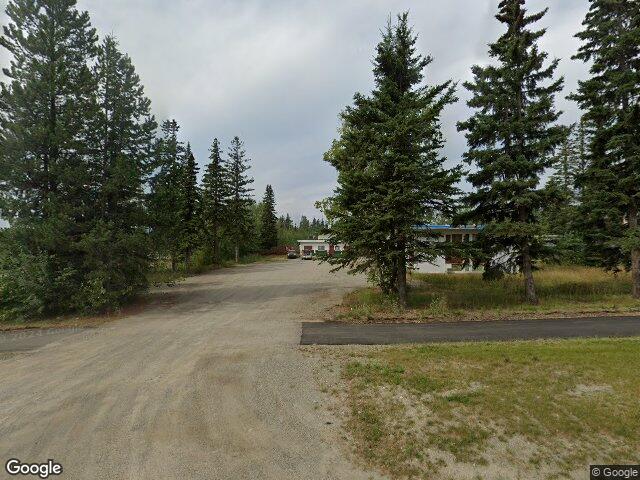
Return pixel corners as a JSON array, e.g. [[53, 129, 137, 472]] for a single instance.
[[0, 0, 331, 324], [319, 1, 640, 309], [315, 338, 640, 479], [338, 266, 640, 322]]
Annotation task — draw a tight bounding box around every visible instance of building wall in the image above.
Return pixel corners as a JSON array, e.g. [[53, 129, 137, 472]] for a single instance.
[[413, 256, 447, 273], [298, 241, 345, 254]]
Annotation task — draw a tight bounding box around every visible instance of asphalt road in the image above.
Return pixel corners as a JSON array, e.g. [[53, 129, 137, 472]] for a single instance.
[[300, 316, 640, 345], [0, 261, 380, 480]]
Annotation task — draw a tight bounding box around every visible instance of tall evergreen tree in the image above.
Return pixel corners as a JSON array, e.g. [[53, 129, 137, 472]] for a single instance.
[[148, 119, 184, 271], [80, 35, 157, 309], [284, 213, 293, 230], [201, 138, 228, 262], [548, 124, 578, 196], [225, 136, 254, 263], [457, 0, 567, 304], [322, 13, 461, 307], [178, 143, 200, 268], [260, 185, 278, 250], [0, 0, 99, 315], [299, 215, 310, 230], [571, 0, 640, 297]]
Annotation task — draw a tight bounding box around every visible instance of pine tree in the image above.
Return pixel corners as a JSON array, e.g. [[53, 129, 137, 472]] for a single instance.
[[260, 185, 278, 250], [323, 13, 461, 307], [571, 0, 640, 297], [178, 143, 200, 268], [573, 117, 590, 187], [225, 136, 254, 263], [0, 0, 99, 316], [148, 120, 184, 271], [80, 35, 157, 309], [284, 213, 293, 230], [549, 124, 578, 196], [299, 215, 310, 230], [457, 0, 567, 303], [201, 138, 228, 262]]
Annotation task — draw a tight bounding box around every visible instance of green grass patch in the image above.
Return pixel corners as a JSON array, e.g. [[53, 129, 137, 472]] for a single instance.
[[339, 265, 640, 321], [336, 338, 640, 479]]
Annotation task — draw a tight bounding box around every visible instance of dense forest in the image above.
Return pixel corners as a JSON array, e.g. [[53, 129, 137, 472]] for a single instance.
[[322, 1, 639, 306], [0, 0, 325, 320], [1, 0, 638, 319]]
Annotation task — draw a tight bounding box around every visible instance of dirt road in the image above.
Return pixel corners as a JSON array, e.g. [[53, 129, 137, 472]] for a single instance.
[[0, 261, 377, 480]]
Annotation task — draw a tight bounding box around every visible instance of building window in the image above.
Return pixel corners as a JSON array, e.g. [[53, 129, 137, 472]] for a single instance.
[[317, 245, 326, 251], [334, 245, 341, 251]]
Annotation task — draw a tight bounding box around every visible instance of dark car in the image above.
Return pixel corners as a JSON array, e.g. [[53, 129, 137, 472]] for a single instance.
[[287, 251, 298, 259]]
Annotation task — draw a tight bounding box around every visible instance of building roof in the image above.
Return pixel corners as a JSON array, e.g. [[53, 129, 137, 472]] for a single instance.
[[415, 224, 484, 232]]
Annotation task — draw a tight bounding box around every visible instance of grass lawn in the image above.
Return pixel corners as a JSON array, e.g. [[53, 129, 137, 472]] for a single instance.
[[314, 338, 640, 480], [339, 265, 640, 322]]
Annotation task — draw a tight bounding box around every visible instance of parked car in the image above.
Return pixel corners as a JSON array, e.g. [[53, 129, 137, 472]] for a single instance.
[[301, 251, 313, 260], [287, 251, 298, 259]]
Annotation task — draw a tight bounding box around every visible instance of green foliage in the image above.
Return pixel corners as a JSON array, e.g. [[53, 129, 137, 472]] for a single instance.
[[225, 136, 255, 261], [201, 138, 229, 261], [458, 0, 568, 300], [148, 119, 185, 269], [177, 144, 201, 267], [571, 0, 640, 289], [322, 12, 461, 305], [81, 35, 156, 311], [259, 185, 278, 250], [0, 0, 99, 316]]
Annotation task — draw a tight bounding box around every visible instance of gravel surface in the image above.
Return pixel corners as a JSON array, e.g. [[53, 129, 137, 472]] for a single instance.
[[0, 261, 381, 480]]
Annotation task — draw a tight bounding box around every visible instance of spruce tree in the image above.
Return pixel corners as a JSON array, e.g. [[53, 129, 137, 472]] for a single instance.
[[549, 124, 578, 196], [260, 185, 278, 251], [323, 13, 461, 307], [148, 120, 184, 271], [571, 0, 640, 297], [178, 143, 200, 269], [284, 213, 293, 230], [201, 138, 228, 262], [457, 0, 567, 304], [0, 0, 98, 315], [225, 136, 254, 263], [81, 35, 157, 309]]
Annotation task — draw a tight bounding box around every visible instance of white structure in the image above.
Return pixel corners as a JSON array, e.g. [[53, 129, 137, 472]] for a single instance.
[[413, 225, 481, 274], [297, 226, 484, 273], [297, 234, 346, 256]]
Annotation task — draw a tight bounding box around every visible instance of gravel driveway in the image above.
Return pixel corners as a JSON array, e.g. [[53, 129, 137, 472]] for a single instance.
[[0, 261, 378, 480]]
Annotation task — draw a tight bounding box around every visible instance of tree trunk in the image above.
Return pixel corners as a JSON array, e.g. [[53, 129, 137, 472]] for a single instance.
[[629, 205, 640, 299], [396, 254, 408, 309], [213, 225, 219, 263], [235, 243, 239, 263], [171, 255, 176, 273], [522, 244, 538, 304], [185, 251, 191, 271]]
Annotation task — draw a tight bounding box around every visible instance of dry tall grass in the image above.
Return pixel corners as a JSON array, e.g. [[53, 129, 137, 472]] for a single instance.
[[340, 266, 640, 321]]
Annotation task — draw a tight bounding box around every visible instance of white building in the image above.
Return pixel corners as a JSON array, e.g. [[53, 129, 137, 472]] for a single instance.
[[412, 224, 482, 274], [297, 234, 346, 256], [297, 226, 482, 273]]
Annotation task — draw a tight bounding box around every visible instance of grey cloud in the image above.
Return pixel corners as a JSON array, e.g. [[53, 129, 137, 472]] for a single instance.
[[1, 0, 592, 223]]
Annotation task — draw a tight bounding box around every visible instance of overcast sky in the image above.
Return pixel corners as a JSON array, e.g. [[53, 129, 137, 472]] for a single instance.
[[0, 0, 590, 222]]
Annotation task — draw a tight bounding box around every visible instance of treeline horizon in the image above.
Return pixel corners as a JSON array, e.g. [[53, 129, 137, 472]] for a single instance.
[[1, 0, 638, 319], [321, 1, 639, 307], [0, 0, 325, 320]]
